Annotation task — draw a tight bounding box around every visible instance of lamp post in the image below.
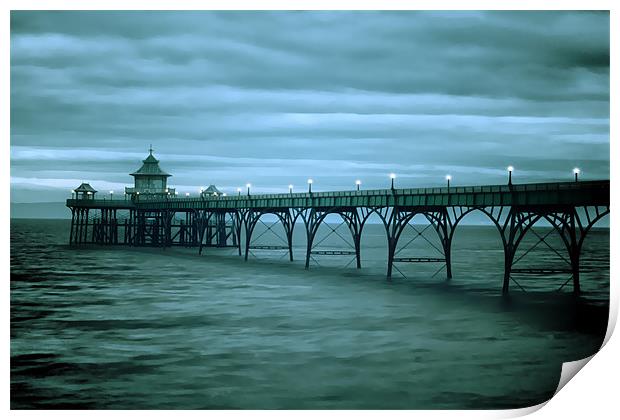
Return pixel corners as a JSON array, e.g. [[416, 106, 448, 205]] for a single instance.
[[355, 180, 361, 191], [307, 179, 313, 193], [445, 175, 451, 188], [110, 190, 114, 200], [573, 167, 580, 182], [237, 187, 242, 196], [507, 166, 514, 186], [390, 173, 396, 190], [289, 184, 293, 194], [185, 192, 190, 197], [246, 183, 251, 196]]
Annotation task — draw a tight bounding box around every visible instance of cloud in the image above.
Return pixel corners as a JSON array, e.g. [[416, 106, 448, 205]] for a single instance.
[[10, 11, 609, 203]]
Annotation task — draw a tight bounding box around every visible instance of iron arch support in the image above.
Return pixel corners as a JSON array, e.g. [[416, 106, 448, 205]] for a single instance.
[[501, 209, 543, 295], [243, 209, 296, 262], [385, 208, 423, 280], [541, 206, 610, 294], [422, 210, 453, 279], [301, 208, 365, 270], [448, 206, 508, 249]]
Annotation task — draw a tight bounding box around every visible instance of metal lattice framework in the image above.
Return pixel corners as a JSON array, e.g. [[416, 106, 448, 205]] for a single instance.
[[67, 179, 609, 295]]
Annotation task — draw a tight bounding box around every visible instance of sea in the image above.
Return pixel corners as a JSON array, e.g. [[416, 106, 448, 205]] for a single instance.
[[10, 218, 610, 409]]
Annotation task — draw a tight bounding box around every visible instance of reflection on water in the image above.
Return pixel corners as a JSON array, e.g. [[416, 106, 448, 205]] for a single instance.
[[11, 219, 609, 409]]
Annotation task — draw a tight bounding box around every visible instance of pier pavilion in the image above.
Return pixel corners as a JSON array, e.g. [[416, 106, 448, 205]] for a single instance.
[[124, 147, 175, 199]]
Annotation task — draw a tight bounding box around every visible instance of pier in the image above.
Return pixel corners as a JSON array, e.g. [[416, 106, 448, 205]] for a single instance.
[[66, 151, 609, 295]]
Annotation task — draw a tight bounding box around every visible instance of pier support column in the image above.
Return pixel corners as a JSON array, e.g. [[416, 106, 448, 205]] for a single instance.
[[216, 212, 227, 247], [243, 211, 260, 261], [282, 211, 295, 262], [386, 236, 397, 280], [69, 208, 76, 245], [233, 210, 245, 256], [384, 207, 402, 281], [437, 210, 453, 279], [197, 211, 210, 255], [502, 249, 515, 295], [76, 209, 83, 245], [568, 210, 581, 294], [304, 230, 314, 269], [443, 240, 453, 279], [354, 234, 362, 269], [302, 209, 318, 269], [502, 208, 518, 295], [83, 209, 90, 244]]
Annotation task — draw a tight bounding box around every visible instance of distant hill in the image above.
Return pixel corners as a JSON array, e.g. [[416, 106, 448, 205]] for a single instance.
[[11, 202, 71, 219]]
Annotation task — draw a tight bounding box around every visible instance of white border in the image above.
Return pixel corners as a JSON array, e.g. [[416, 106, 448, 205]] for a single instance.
[[4, 2, 616, 419]]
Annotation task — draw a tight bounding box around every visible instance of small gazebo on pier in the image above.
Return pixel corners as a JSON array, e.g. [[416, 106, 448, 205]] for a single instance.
[[201, 185, 222, 197], [73, 183, 97, 200]]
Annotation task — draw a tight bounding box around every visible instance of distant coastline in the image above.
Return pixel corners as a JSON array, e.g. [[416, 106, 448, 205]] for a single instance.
[[10, 202, 71, 219]]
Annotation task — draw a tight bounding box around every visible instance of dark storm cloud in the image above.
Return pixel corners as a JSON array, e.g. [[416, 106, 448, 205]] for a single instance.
[[10, 11, 609, 202]]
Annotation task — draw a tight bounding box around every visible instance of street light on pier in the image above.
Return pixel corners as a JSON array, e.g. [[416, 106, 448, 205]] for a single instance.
[[307, 178, 313, 193], [390, 173, 396, 190], [289, 184, 293, 194], [507, 166, 514, 186], [237, 187, 242, 196], [246, 183, 251, 196], [573, 167, 581, 182], [110, 190, 114, 200], [355, 180, 361, 191], [445, 175, 451, 188], [185, 192, 190, 197]]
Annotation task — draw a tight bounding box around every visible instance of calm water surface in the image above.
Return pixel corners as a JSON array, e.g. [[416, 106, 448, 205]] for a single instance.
[[10, 219, 609, 409]]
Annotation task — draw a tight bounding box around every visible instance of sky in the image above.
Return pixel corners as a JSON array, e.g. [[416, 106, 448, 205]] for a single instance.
[[10, 11, 610, 203]]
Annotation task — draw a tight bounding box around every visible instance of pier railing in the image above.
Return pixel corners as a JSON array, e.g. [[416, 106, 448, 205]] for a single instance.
[[66, 180, 609, 210]]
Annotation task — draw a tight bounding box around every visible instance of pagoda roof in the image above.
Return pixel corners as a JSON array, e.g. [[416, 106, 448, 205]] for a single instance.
[[130, 150, 171, 177], [74, 183, 97, 193]]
